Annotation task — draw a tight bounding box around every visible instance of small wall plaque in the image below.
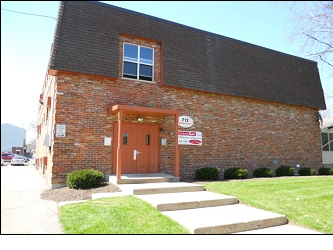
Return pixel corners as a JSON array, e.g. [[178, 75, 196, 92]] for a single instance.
[[104, 137, 112, 146], [56, 124, 66, 137]]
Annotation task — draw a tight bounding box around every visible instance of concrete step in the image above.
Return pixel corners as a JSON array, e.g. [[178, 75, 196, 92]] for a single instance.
[[107, 174, 180, 184], [116, 181, 205, 195], [232, 224, 323, 234], [161, 203, 288, 234], [136, 191, 239, 211]]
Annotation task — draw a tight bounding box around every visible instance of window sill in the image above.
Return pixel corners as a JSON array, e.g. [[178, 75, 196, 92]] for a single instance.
[[121, 77, 156, 84]]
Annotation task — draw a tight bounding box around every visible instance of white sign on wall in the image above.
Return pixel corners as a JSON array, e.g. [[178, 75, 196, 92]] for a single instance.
[[178, 131, 202, 145], [56, 124, 66, 137], [178, 116, 194, 128], [104, 137, 112, 146]]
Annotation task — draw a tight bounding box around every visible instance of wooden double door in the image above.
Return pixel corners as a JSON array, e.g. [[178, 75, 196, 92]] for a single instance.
[[113, 123, 159, 174]]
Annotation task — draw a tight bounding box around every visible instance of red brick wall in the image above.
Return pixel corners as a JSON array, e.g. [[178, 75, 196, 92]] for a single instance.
[[47, 76, 322, 186], [40, 36, 323, 187]]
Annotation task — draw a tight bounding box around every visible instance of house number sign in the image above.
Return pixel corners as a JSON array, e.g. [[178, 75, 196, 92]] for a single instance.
[[178, 116, 194, 128]]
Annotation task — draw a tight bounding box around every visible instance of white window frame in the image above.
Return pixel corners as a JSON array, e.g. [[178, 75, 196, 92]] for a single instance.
[[322, 132, 333, 151], [122, 43, 154, 82]]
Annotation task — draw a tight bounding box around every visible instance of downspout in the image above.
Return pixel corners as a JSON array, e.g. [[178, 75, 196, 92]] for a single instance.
[[174, 113, 179, 177], [116, 110, 123, 180], [49, 75, 56, 150]]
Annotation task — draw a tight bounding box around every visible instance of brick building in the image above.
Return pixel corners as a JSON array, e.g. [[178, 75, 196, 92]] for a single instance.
[[36, 1, 326, 188]]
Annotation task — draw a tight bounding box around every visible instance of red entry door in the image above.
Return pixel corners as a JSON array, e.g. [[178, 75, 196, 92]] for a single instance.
[[113, 123, 159, 174]]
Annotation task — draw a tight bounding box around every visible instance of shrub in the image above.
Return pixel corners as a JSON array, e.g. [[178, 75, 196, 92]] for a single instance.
[[224, 167, 248, 180], [275, 165, 295, 177], [195, 167, 220, 181], [67, 169, 104, 189], [253, 167, 273, 178], [318, 167, 333, 175], [298, 167, 315, 176]]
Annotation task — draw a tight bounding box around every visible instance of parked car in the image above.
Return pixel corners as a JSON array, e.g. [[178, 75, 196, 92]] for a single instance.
[[1, 153, 15, 161], [17, 155, 30, 162], [11, 155, 26, 166]]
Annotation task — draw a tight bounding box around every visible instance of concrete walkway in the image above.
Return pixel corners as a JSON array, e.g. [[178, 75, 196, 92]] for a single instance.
[[1, 165, 64, 234]]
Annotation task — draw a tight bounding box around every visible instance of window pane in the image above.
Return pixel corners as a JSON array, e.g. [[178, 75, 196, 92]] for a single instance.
[[139, 64, 152, 79], [322, 133, 329, 151], [140, 47, 153, 65], [123, 133, 128, 145], [146, 134, 150, 145], [123, 62, 137, 78], [124, 44, 138, 62], [123, 44, 153, 81], [329, 133, 333, 151]]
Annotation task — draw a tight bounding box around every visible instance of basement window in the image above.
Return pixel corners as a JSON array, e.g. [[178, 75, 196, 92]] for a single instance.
[[123, 43, 153, 81]]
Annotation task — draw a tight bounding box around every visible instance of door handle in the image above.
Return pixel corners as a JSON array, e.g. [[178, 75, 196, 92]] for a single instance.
[[133, 150, 141, 160]]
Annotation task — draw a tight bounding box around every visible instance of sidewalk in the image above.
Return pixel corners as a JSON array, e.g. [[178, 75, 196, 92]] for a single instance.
[[1, 165, 64, 234]]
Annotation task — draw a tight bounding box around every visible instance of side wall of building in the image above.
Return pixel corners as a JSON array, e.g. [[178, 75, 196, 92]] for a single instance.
[[36, 74, 57, 185]]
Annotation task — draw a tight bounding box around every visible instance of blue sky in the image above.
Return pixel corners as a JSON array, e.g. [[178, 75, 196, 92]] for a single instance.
[[1, 1, 332, 142]]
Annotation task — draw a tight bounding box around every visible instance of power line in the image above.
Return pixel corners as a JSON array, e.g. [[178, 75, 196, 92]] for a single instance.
[[1, 8, 57, 20]]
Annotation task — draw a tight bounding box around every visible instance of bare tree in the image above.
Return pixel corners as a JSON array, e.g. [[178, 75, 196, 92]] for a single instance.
[[284, 1, 333, 74], [27, 120, 37, 144], [28, 119, 37, 133], [320, 89, 333, 119], [275, 1, 333, 118]]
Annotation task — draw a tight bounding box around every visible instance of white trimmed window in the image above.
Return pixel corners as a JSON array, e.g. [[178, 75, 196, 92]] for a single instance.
[[322, 133, 333, 151], [123, 43, 154, 81]]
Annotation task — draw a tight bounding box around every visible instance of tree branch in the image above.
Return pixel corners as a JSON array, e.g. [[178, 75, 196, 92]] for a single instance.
[[302, 32, 333, 49]]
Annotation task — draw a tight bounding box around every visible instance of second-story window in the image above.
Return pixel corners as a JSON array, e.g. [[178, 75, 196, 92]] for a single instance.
[[123, 43, 153, 81]]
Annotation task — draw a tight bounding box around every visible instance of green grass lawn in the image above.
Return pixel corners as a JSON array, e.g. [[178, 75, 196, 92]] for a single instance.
[[59, 195, 190, 234], [204, 176, 333, 234], [59, 176, 332, 234]]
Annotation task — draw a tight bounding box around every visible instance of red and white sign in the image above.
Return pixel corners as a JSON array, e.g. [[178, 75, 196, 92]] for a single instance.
[[178, 131, 202, 145]]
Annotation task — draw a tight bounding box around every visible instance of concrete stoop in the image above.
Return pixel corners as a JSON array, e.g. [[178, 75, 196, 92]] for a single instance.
[[107, 174, 180, 184], [97, 175, 322, 234]]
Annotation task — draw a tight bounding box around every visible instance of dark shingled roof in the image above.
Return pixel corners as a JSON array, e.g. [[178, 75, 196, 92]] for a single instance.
[[49, 1, 326, 110]]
